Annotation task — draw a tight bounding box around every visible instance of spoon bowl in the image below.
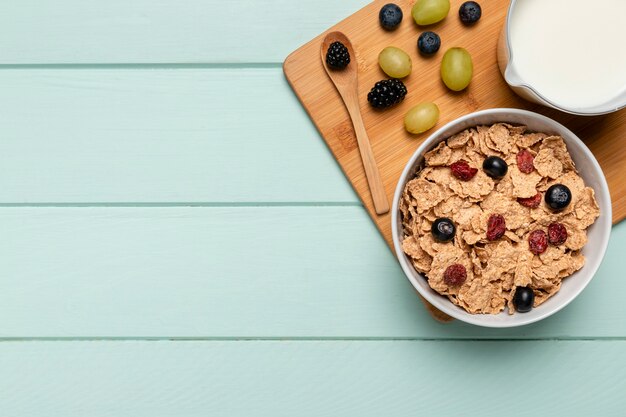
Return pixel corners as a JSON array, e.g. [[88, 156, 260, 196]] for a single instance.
[[320, 32, 358, 90]]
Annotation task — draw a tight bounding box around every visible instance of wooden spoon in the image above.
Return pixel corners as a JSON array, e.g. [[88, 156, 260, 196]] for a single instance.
[[321, 32, 389, 215]]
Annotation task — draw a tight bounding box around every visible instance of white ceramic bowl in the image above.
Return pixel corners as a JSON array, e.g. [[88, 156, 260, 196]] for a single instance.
[[391, 109, 612, 327]]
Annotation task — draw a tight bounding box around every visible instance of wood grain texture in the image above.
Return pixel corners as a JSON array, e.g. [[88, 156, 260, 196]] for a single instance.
[[0, 69, 355, 203], [1, 207, 624, 339], [1, 340, 625, 416], [0, 0, 370, 64], [284, 0, 626, 247]]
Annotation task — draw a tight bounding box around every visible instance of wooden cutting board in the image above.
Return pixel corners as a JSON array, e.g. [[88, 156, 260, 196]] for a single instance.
[[284, 0, 626, 321]]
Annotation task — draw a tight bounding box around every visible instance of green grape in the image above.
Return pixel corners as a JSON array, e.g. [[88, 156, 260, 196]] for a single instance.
[[440, 47, 473, 91], [404, 102, 440, 134], [412, 0, 450, 26], [378, 47, 412, 79]]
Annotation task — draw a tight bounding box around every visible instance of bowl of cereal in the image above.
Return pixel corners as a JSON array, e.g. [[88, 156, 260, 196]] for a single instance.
[[392, 108, 612, 327]]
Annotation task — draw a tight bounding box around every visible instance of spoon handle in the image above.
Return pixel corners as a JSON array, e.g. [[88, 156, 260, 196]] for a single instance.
[[343, 91, 389, 215]]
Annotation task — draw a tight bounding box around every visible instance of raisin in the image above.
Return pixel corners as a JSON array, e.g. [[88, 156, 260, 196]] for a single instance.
[[450, 160, 478, 181], [516, 149, 535, 174], [528, 230, 548, 255], [548, 222, 568, 246], [517, 192, 542, 208], [443, 264, 467, 286], [486, 214, 506, 241]]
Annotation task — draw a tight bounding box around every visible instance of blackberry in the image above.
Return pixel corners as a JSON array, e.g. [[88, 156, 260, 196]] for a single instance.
[[326, 41, 350, 70], [367, 79, 407, 109]]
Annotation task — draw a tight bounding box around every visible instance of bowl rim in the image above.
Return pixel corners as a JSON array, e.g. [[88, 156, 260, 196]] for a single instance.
[[391, 108, 612, 328]]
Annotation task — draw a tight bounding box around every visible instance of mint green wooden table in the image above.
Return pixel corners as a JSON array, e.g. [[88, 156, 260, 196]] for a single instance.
[[0, 1, 624, 415]]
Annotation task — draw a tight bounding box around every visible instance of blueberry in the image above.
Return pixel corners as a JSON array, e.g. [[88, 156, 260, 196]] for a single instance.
[[431, 218, 456, 242], [482, 156, 508, 179], [545, 184, 572, 210], [459, 1, 482, 25], [513, 287, 534, 313], [379, 3, 403, 30], [417, 31, 441, 55]]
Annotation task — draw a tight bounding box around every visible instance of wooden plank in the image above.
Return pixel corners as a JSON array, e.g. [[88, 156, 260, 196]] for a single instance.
[[0, 340, 625, 416], [1, 206, 624, 339], [0, 0, 369, 64], [0, 68, 355, 203], [284, 0, 626, 234]]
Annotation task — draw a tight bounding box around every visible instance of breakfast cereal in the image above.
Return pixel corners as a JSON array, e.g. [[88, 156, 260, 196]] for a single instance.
[[400, 123, 600, 314]]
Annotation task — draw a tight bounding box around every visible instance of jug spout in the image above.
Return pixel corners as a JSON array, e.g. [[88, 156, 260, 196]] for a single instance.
[[504, 66, 523, 87]]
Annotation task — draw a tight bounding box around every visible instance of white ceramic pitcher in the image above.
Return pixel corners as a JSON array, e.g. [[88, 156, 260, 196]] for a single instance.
[[497, 0, 626, 116]]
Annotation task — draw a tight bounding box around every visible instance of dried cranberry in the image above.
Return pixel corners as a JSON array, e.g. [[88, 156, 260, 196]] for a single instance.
[[443, 264, 467, 286], [548, 222, 568, 246], [450, 160, 478, 181], [516, 149, 535, 174], [517, 192, 542, 208], [528, 230, 548, 255], [486, 214, 506, 241]]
